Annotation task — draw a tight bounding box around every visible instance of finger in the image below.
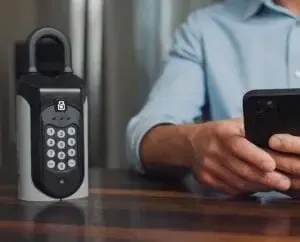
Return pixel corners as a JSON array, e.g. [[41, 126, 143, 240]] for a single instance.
[[268, 150, 300, 176], [202, 157, 270, 192], [223, 135, 276, 172], [269, 134, 300, 154], [222, 153, 291, 191], [290, 177, 300, 190], [196, 169, 239, 196]]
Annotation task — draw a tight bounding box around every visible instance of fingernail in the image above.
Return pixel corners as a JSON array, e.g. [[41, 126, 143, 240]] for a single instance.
[[270, 135, 282, 147], [278, 178, 291, 191]]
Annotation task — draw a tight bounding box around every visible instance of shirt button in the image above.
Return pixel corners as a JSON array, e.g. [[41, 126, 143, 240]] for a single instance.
[[295, 70, 300, 78]]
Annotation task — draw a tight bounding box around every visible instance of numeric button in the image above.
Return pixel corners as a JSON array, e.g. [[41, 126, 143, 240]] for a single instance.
[[47, 149, 55, 158], [57, 141, 66, 149], [57, 130, 66, 138], [58, 151, 66, 160], [47, 160, 55, 169], [67, 138, 76, 147], [68, 159, 76, 168], [68, 149, 76, 157], [67, 127, 76, 136], [57, 162, 66, 171], [46, 127, 55, 136], [47, 138, 55, 147]]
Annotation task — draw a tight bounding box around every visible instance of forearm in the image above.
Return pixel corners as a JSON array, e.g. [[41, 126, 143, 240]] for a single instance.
[[140, 124, 197, 178]]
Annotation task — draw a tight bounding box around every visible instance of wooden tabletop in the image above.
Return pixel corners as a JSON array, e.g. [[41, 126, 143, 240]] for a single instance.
[[0, 168, 300, 241]]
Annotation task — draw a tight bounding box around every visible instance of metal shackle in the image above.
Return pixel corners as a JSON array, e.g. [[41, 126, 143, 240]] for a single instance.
[[27, 27, 72, 73]]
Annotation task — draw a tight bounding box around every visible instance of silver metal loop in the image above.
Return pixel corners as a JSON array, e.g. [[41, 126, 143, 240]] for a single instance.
[[27, 27, 72, 73]]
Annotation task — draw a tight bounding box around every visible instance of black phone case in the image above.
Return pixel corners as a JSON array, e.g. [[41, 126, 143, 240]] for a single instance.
[[243, 89, 300, 148]]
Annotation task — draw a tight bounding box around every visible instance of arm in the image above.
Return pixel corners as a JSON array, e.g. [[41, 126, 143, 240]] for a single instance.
[[139, 124, 197, 179], [126, 13, 206, 178]]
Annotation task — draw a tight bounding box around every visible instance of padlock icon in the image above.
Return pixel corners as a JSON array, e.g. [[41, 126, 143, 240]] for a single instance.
[[57, 100, 66, 111]]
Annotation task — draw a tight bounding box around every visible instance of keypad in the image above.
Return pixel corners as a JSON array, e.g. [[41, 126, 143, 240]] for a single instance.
[[44, 124, 78, 172]]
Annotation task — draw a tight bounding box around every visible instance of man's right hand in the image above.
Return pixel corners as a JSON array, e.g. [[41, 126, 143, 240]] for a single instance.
[[185, 118, 291, 196]]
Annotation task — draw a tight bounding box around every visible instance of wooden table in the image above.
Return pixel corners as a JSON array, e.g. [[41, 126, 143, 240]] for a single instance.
[[0, 168, 300, 241]]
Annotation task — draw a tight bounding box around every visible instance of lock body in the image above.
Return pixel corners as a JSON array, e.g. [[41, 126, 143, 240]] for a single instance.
[[16, 27, 88, 201], [17, 75, 88, 201]]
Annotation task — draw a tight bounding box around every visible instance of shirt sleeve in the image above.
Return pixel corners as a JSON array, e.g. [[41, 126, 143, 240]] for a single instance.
[[126, 12, 206, 173]]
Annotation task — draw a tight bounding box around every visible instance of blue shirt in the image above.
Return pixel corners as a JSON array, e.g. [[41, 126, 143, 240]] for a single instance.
[[126, 0, 300, 174]]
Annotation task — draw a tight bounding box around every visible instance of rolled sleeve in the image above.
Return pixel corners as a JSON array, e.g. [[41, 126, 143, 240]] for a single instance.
[[126, 115, 180, 173], [126, 12, 206, 173]]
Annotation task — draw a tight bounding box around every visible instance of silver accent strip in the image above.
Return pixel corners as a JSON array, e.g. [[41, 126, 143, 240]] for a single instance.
[[40, 88, 80, 93]]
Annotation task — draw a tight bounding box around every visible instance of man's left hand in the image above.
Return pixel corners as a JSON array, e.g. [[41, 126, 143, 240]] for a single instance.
[[269, 134, 300, 192]]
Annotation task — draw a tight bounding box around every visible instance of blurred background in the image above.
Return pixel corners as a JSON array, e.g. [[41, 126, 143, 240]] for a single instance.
[[0, 0, 219, 171]]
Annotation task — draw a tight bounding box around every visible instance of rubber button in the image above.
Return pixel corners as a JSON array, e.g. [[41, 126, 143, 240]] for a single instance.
[[57, 162, 66, 171]]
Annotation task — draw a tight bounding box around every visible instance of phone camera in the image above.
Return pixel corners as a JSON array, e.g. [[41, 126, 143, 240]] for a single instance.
[[256, 100, 274, 114]]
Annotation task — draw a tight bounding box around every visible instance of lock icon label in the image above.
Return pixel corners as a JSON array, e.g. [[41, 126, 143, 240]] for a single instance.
[[56, 100, 66, 111]]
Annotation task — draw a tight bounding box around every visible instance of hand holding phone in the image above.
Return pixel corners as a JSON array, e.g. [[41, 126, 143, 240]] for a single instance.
[[184, 118, 290, 196]]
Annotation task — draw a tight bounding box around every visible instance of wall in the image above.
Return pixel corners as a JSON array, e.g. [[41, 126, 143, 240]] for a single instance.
[[0, 0, 38, 173]]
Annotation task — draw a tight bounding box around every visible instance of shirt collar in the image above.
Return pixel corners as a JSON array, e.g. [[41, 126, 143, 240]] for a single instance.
[[225, 0, 268, 20]]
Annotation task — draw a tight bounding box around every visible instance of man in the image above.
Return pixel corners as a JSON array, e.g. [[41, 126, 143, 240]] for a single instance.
[[126, 0, 300, 198]]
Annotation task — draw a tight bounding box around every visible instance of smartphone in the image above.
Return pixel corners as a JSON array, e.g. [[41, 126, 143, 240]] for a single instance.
[[243, 89, 300, 148]]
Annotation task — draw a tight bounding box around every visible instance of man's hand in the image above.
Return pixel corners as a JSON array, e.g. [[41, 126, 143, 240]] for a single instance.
[[187, 119, 291, 196], [269, 134, 300, 192]]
